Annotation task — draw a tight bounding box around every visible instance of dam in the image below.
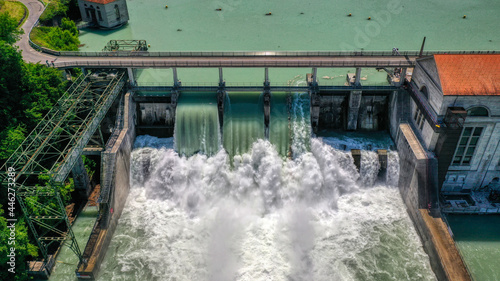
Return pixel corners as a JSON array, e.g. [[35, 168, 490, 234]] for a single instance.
[[2, 0, 499, 278], [2, 52, 500, 281]]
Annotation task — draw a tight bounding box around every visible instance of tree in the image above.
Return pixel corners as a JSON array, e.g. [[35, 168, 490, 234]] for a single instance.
[[61, 17, 77, 36], [0, 125, 26, 162], [46, 27, 79, 51], [20, 63, 67, 128], [0, 12, 23, 44], [0, 41, 23, 131]]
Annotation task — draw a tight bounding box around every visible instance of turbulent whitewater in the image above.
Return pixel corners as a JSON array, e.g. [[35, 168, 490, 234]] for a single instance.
[[97, 136, 436, 281]]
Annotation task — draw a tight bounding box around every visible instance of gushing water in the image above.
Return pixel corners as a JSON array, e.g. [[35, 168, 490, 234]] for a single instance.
[[174, 92, 220, 156], [223, 92, 265, 159], [290, 92, 311, 158], [97, 136, 436, 281], [269, 92, 290, 157]]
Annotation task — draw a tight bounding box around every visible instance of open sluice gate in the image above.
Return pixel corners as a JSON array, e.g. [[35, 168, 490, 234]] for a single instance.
[[173, 91, 312, 159]]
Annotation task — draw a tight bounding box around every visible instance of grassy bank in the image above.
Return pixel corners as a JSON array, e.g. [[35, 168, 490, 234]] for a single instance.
[[0, 0, 28, 26]]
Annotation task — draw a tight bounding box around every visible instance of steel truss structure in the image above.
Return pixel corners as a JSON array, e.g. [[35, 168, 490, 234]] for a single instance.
[[102, 40, 148, 52], [0, 71, 126, 268]]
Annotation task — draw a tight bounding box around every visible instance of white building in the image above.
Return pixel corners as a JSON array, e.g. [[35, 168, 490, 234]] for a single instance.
[[409, 54, 500, 192], [78, 0, 129, 29]]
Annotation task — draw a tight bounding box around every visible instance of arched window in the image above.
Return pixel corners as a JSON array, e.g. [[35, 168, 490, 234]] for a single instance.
[[115, 5, 121, 20], [467, 107, 489, 117], [420, 86, 429, 99]]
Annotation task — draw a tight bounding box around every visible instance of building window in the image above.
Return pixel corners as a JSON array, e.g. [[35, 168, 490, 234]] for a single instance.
[[115, 5, 121, 20], [414, 108, 425, 130], [452, 127, 483, 166], [467, 107, 489, 117], [420, 86, 429, 100], [97, 10, 103, 21]]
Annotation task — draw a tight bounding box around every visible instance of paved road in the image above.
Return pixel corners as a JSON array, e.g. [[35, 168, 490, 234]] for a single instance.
[[16, 0, 54, 64], [15, 0, 416, 69]]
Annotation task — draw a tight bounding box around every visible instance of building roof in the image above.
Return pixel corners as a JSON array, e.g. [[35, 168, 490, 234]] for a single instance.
[[83, 0, 116, 4], [433, 54, 500, 96]]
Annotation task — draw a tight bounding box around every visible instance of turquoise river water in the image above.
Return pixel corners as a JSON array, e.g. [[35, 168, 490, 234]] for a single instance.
[[447, 215, 500, 281], [80, 0, 499, 52], [79, 0, 499, 84]]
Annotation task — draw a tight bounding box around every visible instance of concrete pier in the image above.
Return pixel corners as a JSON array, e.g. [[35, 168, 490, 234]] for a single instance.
[[347, 91, 362, 130], [377, 149, 387, 180], [127, 67, 135, 86], [351, 149, 361, 172], [72, 157, 92, 198], [76, 92, 136, 280], [397, 123, 471, 281]]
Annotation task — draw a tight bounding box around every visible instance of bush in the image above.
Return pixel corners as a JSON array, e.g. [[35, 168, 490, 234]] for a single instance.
[[31, 25, 79, 51], [61, 17, 77, 35], [0, 11, 23, 44], [39, 1, 68, 24]]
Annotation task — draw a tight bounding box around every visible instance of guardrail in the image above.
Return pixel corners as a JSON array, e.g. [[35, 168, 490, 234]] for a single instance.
[[35, 48, 500, 58], [27, 0, 50, 54], [135, 81, 393, 87], [54, 60, 417, 69]]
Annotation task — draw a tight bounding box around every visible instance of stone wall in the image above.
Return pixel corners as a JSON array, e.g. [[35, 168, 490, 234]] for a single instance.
[[80, 92, 136, 280], [396, 124, 447, 281]]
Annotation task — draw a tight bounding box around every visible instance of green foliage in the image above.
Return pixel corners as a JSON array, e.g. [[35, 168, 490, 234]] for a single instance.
[[0, 11, 23, 44], [31, 25, 79, 51], [37, 174, 74, 204], [39, 1, 68, 24], [61, 17, 77, 36], [20, 63, 68, 127], [0, 41, 24, 131], [0, 0, 4, 9], [0, 205, 39, 281], [0, 42, 66, 163], [82, 155, 96, 180], [0, 125, 26, 161]]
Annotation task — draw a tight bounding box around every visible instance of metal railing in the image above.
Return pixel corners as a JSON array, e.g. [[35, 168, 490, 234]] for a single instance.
[[35, 48, 500, 58], [54, 60, 417, 69], [134, 80, 394, 88]]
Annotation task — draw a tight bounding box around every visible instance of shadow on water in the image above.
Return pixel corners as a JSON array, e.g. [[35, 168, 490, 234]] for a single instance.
[[447, 214, 500, 242], [79, 23, 130, 38]]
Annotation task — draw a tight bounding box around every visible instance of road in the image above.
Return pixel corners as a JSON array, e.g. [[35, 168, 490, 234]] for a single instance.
[[16, 0, 54, 64]]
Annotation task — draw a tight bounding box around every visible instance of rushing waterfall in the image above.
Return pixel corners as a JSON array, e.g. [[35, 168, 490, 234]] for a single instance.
[[96, 135, 436, 281], [269, 92, 290, 157], [290, 92, 311, 158], [223, 92, 265, 159], [174, 92, 220, 156]]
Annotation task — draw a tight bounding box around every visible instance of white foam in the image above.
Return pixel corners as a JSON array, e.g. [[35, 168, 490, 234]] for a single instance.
[[97, 137, 436, 281]]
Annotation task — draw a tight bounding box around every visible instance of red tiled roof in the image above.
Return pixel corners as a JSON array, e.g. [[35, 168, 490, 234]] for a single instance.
[[434, 54, 500, 96], [84, 0, 116, 4]]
